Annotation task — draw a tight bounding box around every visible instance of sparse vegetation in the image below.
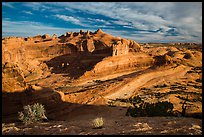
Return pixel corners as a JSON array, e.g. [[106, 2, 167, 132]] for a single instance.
[[179, 95, 192, 117], [2, 29, 202, 135], [192, 85, 202, 89], [94, 80, 103, 83], [107, 101, 116, 107], [126, 96, 174, 117], [170, 85, 187, 90], [92, 117, 104, 129], [140, 87, 150, 90], [154, 84, 167, 88], [187, 67, 202, 74], [195, 78, 202, 83], [18, 103, 48, 125]]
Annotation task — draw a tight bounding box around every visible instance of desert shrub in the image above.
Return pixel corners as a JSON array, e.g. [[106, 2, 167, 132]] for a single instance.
[[18, 103, 48, 125], [107, 101, 116, 107], [94, 80, 103, 83], [140, 87, 150, 90], [154, 84, 168, 88], [92, 117, 104, 129], [195, 78, 202, 83], [179, 95, 194, 116], [115, 98, 129, 103], [126, 95, 174, 117], [129, 96, 143, 106], [192, 85, 202, 89]]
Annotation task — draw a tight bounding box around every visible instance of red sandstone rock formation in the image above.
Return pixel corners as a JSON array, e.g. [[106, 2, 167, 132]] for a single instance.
[[2, 29, 142, 92], [2, 29, 202, 126], [58, 29, 142, 55]]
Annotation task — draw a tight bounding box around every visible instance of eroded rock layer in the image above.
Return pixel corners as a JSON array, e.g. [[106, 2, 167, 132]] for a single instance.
[[2, 29, 202, 124]]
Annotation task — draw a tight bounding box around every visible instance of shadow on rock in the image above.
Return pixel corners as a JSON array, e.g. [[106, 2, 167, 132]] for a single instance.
[[44, 51, 112, 79]]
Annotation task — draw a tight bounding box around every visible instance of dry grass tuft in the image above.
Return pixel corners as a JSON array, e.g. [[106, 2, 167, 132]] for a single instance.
[[92, 117, 104, 129]]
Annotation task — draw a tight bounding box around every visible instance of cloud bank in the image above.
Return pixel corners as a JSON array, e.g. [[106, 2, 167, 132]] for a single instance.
[[2, 2, 202, 42]]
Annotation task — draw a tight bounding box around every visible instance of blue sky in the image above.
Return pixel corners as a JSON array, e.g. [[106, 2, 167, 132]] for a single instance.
[[2, 2, 202, 43]]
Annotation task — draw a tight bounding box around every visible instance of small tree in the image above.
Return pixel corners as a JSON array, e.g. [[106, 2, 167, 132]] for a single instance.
[[180, 95, 192, 117], [18, 103, 48, 125]]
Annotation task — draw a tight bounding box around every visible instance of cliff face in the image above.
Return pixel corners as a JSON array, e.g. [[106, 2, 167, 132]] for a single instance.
[[2, 37, 49, 92], [3, 29, 201, 92], [2, 29, 146, 92], [55, 29, 147, 78], [82, 53, 153, 79], [112, 39, 142, 56], [59, 29, 143, 55]]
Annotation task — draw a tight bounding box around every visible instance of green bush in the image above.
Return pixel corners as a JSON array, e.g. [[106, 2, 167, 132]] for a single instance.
[[154, 84, 168, 88], [126, 96, 174, 117], [107, 101, 116, 107], [94, 80, 103, 83], [18, 103, 48, 125]]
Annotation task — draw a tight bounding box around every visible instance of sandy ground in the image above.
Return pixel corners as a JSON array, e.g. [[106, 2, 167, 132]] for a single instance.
[[2, 106, 202, 135]]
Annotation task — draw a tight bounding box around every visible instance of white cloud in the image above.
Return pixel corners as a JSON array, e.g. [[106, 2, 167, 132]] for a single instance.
[[123, 25, 134, 29], [55, 14, 81, 24], [2, 2, 15, 8], [23, 2, 52, 12], [2, 19, 85, 37], [54, 14, 97, 28], [3, 2, 202, 42], [22, 11, 33, 15], [23, 2, 68, 13], [2, 19, 201, 43], [112, 20, 130, 26], [46, 2, 201, 42], [87, 18, 111, 25]]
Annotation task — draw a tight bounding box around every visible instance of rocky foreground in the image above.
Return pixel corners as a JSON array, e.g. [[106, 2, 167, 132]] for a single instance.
[[2, 29, 202, 135], [2, 116, 202, 135]]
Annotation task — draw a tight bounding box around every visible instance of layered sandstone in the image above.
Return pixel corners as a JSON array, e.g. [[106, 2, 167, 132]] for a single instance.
[[59, 29, 142, 54], [2, 29, 202, 125], [2, 29, 144, 93]]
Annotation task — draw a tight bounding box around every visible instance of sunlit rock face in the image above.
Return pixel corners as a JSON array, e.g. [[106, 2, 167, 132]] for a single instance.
[[2, 29, 143, 92]]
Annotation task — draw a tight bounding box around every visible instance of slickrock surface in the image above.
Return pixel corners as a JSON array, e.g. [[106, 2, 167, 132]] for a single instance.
[[2, 29, 202, 135]]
